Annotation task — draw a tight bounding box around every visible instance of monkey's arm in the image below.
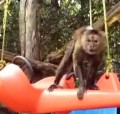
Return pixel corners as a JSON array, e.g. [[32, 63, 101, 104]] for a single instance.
[[73, 43, 86, 99], [48, 42, 74, 91]]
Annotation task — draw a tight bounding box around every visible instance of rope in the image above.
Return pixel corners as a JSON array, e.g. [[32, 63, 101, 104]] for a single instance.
[[89, 0, 92, 26], [1, 0, 11, 60], [102, 0, 113, 73], [0, 0, 11, 69]]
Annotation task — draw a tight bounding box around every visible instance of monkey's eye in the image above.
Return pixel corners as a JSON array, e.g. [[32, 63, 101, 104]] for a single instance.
[[94, 40, 98, 43], [87, 39, 91, 42]]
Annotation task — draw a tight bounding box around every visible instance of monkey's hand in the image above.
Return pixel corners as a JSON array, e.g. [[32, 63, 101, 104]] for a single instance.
[[77, 86, 86, 99], [48, 84, 63, 92]]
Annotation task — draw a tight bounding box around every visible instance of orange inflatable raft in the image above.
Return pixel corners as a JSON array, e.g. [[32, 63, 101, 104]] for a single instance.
[[0, 64, 120, 113]]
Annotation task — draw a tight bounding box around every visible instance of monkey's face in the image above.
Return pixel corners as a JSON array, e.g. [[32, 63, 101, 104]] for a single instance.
[[82, 33, 101, 55]]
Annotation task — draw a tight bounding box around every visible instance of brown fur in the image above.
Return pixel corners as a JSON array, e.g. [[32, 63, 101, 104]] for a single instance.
[[48, 26, 106, 99]]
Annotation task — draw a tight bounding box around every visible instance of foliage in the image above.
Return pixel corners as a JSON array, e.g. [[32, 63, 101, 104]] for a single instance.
[[0, 0, 20, 54], [109, 23, 120, 59], [40, 0, 120, 60], [40, 0, 89, 56]]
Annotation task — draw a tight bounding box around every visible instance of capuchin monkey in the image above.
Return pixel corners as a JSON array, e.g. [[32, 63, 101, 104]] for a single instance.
[[48, 26, 106, 99]]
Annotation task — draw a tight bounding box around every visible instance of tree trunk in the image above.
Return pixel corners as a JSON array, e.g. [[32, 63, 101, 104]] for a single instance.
[[19, 0, 42, 61], [19, 0, 26, 56]]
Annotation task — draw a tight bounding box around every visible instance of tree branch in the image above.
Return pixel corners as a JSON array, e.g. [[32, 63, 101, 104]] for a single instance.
[[93, 1, 120, 29], [0, 49, 57, 80]]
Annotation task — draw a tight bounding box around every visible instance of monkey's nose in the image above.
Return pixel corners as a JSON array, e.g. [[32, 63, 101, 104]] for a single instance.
[[90, 45, 95, 49]]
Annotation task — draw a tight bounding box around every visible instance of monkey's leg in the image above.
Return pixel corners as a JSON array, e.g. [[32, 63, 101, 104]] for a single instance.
[[86, 62, 100, 90], [87, 52, 105, 90], [65, 63, 76, 80], [48, 42, 74, 92]]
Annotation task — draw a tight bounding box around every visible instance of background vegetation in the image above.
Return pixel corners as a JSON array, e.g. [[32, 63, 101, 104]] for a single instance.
[[1, 0, 120, 60]]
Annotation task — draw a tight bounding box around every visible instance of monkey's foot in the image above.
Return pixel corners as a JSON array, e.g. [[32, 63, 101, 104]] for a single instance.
[[48, 84, 63, 92], [77, 87, 85, 99], [87, 83, 99, 90]]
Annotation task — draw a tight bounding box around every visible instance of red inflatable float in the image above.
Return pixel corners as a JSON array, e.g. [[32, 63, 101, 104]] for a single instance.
[[0, 64, 120, 113]]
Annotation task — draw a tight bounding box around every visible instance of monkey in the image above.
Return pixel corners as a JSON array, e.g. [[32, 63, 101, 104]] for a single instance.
[[12, 56, 34, 83], [48, 26, 106, 99], [72, 26, 106, 98]]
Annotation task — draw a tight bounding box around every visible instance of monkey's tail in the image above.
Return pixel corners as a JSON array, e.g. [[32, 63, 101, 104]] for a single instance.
[[12, 56, 34, 83]]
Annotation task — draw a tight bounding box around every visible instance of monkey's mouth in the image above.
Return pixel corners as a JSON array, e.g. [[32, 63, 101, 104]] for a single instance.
[[88, 49, 96, 55]]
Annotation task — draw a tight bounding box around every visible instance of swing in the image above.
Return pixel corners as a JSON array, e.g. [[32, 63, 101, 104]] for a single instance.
[[0, 0, 119, 114]]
